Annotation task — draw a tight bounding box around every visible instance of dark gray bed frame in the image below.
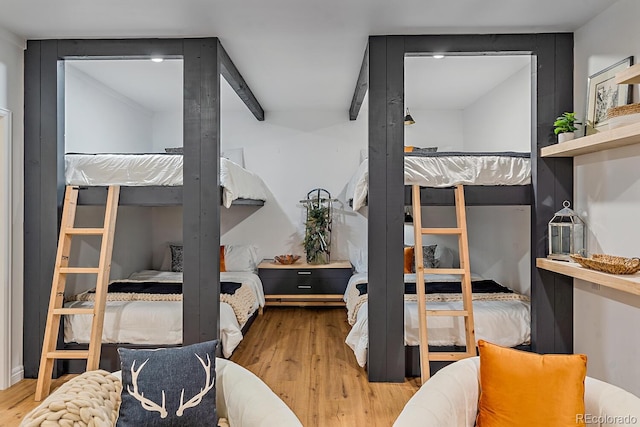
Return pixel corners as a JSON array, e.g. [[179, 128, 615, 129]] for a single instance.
[[349, 34, 574, 382], [23, 38, 264, 378]]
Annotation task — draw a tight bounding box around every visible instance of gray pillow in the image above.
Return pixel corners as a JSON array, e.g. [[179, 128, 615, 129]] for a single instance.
[[413, 147, 438, 154], [422, 244, 439, 268], [164, 147, 183, 154], [170, 244, 183, 272], [117, 340, 218, 426]]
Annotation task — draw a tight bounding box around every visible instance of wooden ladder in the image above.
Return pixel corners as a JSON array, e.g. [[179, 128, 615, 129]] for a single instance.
[[411, 184, 476, 384], [35, 185, 120, 401]]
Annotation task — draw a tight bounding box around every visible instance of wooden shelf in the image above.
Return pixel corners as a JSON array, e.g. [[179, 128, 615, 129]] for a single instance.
[[540, 122, 640, 157], [615, 63, 640, 84], [536, 258, 640, 296]]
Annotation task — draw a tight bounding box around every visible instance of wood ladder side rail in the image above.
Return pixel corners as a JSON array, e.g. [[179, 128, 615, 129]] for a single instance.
[[35, 185, 120, 400], [411, 184, 477, 384]]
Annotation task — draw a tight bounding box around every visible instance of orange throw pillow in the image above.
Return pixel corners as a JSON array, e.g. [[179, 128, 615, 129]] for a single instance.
[[404, 146, 414, 153], [403, 247, 414, 273], [477, 340, 587, 427], [220, 245, 226, 272]]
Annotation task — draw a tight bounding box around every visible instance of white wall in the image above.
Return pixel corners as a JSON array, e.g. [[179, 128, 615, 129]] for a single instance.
[[0, 26, 24, 388], [64, 65, 156, 293], [65, 65, 153, 153], [573, 0, 640, 396], [404, 109, 464, 151], [147, 107, 368, 266], [151, 110, 182, 153], [463, 64, 531, 152]]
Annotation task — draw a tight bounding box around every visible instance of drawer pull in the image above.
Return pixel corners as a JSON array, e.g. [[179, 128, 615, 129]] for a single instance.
[[297, 285, 312, 289], [297, 271, 312, 275]]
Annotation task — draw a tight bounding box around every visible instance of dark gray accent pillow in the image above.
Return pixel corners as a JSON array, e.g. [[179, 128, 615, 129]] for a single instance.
[[117, 340, 218, 427], [164, 147, 183, 154], [169, 244, 183, 272], [422, 244, 439, 268], [413, 147, 438, 154]]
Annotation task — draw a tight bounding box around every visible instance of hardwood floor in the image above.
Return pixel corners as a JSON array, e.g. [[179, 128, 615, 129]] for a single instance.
[[231, 307, 420, 427], [0, 307, 419, 426], [0, 374, 76, 426]]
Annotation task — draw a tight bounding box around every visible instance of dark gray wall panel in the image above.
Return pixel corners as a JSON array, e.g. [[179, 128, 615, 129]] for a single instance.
[[182, 39, 221, 345], [367, 36, 405, 382]]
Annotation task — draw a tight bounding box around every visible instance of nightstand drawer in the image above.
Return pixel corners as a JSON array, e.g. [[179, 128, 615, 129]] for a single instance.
[[259, 269, 350, 295]]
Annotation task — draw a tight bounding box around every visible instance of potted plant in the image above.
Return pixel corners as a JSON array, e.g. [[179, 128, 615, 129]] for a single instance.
[[554, 112, 580, 143]]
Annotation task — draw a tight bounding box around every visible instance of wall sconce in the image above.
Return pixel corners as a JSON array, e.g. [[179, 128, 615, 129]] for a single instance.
[[404, 108, 415, 125]]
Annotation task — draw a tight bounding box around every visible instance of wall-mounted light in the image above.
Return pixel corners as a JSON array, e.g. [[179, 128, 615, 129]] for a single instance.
[[151, 57, 164, 63], [433, 54, 445, 59], [404, 108, 416, 125]]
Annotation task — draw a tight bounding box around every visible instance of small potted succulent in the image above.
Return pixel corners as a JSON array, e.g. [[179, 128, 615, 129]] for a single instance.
[[554, 112, 581, 143]]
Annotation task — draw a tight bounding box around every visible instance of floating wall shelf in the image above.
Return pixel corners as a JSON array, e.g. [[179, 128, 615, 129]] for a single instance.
[[536, 258, 640, 296], [541, 122, 640, 157], [615, 63, 640, 85]]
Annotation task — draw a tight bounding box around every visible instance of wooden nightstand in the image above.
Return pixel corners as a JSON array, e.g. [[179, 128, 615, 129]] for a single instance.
[[258, 260, 352, 306]]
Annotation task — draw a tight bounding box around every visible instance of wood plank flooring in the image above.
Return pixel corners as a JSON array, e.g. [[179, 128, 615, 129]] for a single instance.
[[231, 307, 420, 426], [0, 307, 419, 426], [0, 374, 76, 426]]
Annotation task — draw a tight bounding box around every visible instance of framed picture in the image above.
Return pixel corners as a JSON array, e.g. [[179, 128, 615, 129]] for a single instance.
[[585, 56, 634, 135]]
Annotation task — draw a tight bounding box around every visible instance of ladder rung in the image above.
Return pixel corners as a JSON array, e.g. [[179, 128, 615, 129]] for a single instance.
[[46, 350, 90, 360], [428, 352, 476, 362], [426, 310, 469, 317], [64, 227, 105, 235], [59, 267, 100, 274], [422, 268, 466, 275], [421, 227, 463, 235], [52, 308, 94, 316]]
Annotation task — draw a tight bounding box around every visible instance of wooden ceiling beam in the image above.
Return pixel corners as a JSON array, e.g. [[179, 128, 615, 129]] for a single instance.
[[349, 46, 368, 121], [218, 42, 265, 121]]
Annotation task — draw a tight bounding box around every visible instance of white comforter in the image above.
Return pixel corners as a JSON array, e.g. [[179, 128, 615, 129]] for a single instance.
[[344, 272, 531, 368], [347, 154, 531, 210], [65, 154, 267, 208], [63, 270, 265, 358]]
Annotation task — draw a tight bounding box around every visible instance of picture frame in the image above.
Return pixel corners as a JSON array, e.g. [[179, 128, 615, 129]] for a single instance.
[[585, 56, 634, 135]]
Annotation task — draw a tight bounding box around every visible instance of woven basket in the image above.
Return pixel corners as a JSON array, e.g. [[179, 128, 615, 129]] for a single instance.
[[607, 103, 640, 118], [570, 253, 640, 275]]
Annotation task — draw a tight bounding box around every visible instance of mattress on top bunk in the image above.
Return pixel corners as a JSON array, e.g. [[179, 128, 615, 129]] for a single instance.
[[347, 151, 531, 211], [343, 272, 531, 368], [63, 270, 265, 358], [65, 154, 268, 208]]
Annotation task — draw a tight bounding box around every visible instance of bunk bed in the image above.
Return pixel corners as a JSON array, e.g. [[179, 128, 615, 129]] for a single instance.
[[347, 151, 532, 210], [24, 38, 266, 378], [62, 267, 265, 372], [344, 151, 533, 375], [65, 153, 267, 207], [348, 33, 574, 382]]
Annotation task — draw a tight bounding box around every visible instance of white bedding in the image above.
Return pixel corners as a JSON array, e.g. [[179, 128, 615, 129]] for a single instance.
[[344, 272, 531, 368], [347, 154, 531, 210], [63, 271, 265, 358], [65, 154, 268, 208]]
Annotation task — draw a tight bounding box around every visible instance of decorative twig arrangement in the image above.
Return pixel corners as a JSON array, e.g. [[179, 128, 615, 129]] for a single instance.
[[301, 188, 335, 264]]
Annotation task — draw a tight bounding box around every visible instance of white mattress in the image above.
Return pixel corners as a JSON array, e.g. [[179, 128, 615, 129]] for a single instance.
[[344, 272, 531, 368], [63, 271, 265, 358], [347, 153, 531, 210], [65, 154, 268, 208]]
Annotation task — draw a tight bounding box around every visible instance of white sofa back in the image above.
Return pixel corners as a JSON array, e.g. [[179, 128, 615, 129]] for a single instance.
[[394, 357, 640, 427]]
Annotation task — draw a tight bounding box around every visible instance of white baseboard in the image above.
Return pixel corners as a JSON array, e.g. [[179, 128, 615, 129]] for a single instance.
[[11, 365, 23, 386]]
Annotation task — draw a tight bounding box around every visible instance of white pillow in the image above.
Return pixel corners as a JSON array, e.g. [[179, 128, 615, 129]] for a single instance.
[[348, 241, 367, 273], [435, 246, 455, 269], [224, 244, 260, 272]]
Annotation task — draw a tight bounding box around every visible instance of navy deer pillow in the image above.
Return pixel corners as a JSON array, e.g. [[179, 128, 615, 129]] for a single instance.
[[117, 340, 218, 426]]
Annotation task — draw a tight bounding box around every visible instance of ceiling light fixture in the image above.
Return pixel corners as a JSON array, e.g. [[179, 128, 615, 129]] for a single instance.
[[151, 57, 164, 63], [404, 108, 416, 125], [433, 54, 445, 59]]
